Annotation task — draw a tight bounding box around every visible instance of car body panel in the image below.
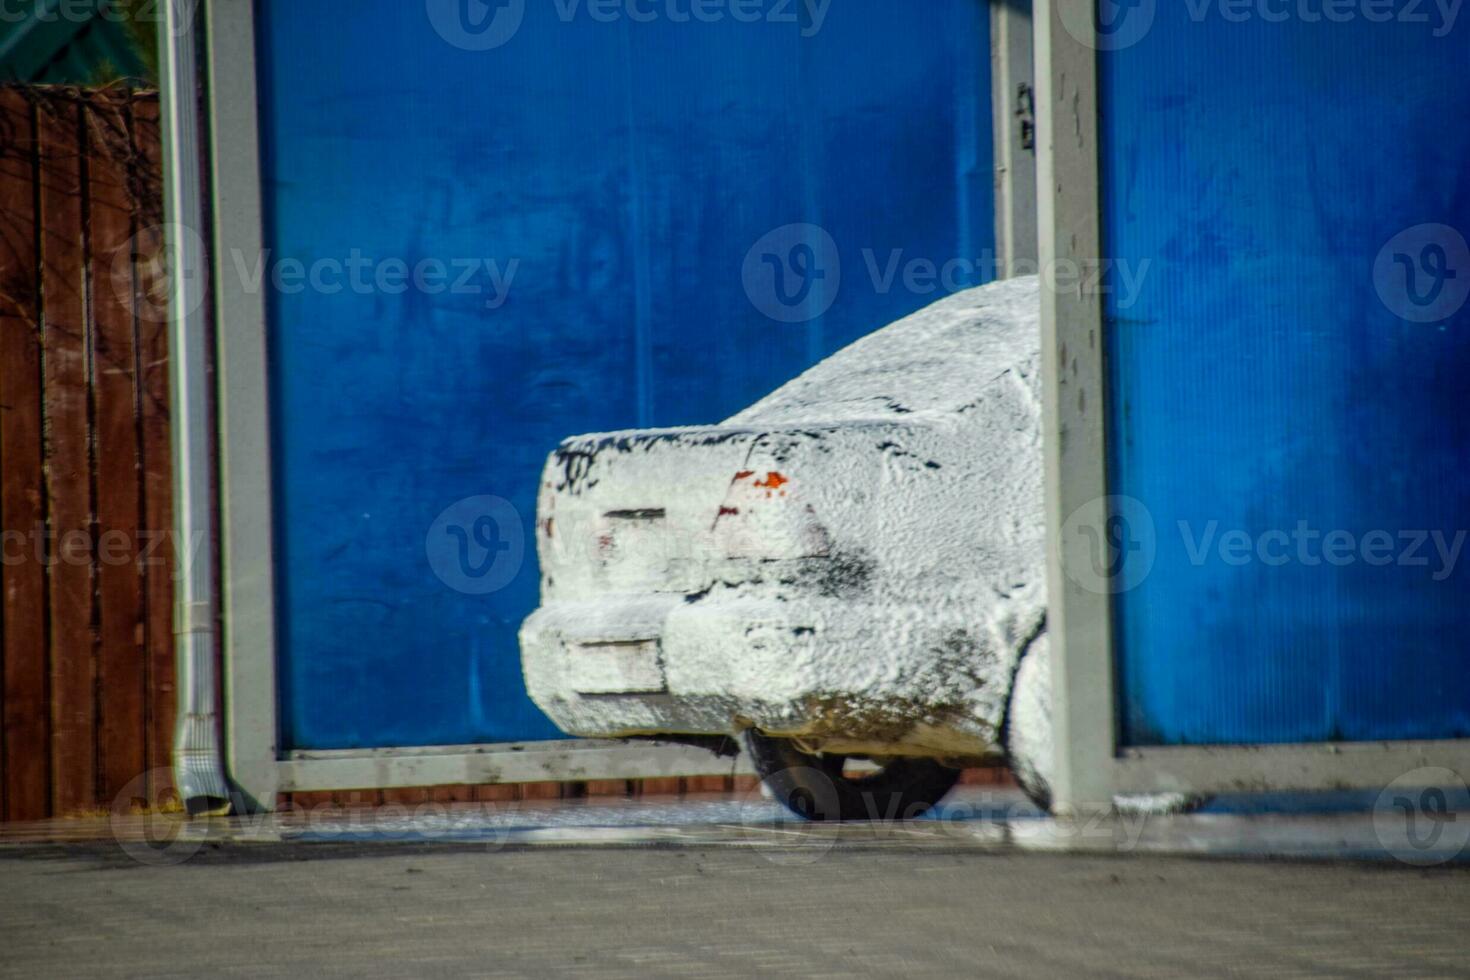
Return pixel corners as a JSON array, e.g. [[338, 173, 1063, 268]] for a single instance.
[[521, 277, 1047, 761]]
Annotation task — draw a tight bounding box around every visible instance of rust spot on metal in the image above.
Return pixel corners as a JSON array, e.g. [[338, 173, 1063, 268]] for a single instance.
[[733, 470, 755, 481]]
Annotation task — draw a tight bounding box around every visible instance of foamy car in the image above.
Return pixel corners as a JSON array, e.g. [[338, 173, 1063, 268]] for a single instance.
[[520, 276, 1053, 819]]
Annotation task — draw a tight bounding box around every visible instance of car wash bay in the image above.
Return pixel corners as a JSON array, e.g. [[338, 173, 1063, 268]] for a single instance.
[[253, 1, 996, 750], [1100, 8, 1470, 745]]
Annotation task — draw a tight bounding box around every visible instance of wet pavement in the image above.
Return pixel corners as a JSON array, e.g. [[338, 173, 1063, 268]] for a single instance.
[[2, 786, 1468, 977], [2, 831, 1468, 978], [4, 785, 1467, 867]]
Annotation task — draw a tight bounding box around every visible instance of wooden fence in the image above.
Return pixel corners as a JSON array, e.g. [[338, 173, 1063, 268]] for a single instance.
[[0, 86, 175, 821]]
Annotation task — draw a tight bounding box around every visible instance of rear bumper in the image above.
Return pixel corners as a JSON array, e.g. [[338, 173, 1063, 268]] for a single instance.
[[520, 594, 1008, 759]]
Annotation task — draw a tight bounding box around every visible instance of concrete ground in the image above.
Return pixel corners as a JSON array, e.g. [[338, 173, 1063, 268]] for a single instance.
[[2, 842, 1468, 978], [2, 786, 1468, 978]]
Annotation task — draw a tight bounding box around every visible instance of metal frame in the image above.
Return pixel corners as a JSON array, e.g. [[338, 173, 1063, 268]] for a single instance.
[[990, 0, 1038, 274], [1035, 0, 1470, 814], [204, 0, 750, 810], [201, 0, 1055, 810], [161, 0, 231, 813]]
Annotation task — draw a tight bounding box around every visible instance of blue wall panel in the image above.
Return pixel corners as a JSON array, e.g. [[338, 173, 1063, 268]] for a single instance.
[[1101, 7, 1470, 744], [254, 1, 994, 749]]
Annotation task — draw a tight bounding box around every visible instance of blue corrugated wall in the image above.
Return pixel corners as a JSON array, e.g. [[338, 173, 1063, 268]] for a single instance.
[[255, 1, 995, 749], [1102, 5, 1470, 744]]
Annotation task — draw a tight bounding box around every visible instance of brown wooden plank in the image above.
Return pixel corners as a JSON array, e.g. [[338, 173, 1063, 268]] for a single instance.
[[86, 91, 147, 808], [131, 95, 174, 805], [0, 90, 50, 822], [38, 90, 97, 816]]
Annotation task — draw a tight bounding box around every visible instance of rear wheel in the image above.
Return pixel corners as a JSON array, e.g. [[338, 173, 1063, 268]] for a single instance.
[[1003, 633, 1055, 814], [743, 728, 961, 822]]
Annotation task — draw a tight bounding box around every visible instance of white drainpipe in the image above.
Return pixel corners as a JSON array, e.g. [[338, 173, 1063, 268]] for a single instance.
[[160, 0, 231, 815]]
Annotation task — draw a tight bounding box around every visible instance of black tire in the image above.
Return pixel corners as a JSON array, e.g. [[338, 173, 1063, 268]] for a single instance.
[[1002, 632, 1055, 815], [1007, 758, 1053, 814], [743, 728, 961, 822]]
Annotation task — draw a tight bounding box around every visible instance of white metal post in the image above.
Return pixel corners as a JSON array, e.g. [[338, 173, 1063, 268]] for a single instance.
[[160, 0, 231, 815]]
